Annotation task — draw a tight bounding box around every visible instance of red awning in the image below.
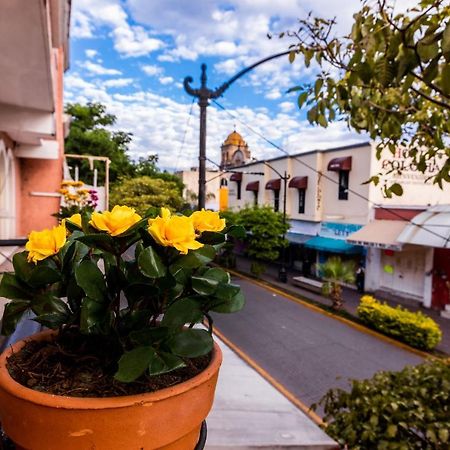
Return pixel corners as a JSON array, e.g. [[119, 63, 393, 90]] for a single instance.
[[288, 176, 308, 189], [246, 181, 259, 192], [230, 172, 242, 182], [265, 178, 281, 190], [327, 156, 352, 171]]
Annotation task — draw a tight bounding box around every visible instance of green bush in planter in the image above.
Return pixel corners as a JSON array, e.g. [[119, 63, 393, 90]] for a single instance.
[[317, 360, 450, 449], [357, 295, 442, 350]]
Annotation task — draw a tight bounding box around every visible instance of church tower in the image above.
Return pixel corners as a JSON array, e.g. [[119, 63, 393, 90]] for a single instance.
[[220, 130, 251, 170]]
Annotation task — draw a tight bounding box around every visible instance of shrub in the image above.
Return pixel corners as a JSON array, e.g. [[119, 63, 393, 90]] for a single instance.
[[318, 360, 450, 449], [357, 295, 442, 350]]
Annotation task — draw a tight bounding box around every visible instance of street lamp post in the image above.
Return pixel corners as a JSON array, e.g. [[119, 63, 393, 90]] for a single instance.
[[183, 51, 290, 210], [264, 162, 290, 283]]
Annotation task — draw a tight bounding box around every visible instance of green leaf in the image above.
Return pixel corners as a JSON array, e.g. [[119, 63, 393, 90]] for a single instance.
[[0, 273, 31, 300], [211, 291, 245, 313], [1, 300, 30, 336], [417, 40, 439, 61], [170, 245, 216, 271], [75, 233, 114, 250], [33, 312, 68, 329], [318, 114, 328, 127], [138, 246, 166, 278], [32, 294, 70, 318], [80, 297, 110, 334], [75, 260, 107, 302], [161, 298, 203, 328], [386, 424, 397, 438], [440, 64, 450, 95], [298, 92, 308, 109], [191, 268, 229, 296], [148, 351, 186, 376], [438, 428, 449, 443], [27, 266, 61, 287], [198, 231, 225, 245], [288, 51, 296, 63], [12, 252, 33, 282], [168, 328, 213, 357], [214, 283, 241, 301], [226, 224, 246, 239], [129, 327, 169, 346], [314, 78, 323, 96], [389, 183, 404, 196], [115, 346, 156, 382]]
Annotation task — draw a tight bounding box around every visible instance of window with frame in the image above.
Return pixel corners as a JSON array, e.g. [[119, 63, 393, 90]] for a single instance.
[[273, 189, 280, 212], [253, 191, 258, 206], [338, 170, 349, 200], [236, 181, 241, 200], [298, 188, 305, 213]]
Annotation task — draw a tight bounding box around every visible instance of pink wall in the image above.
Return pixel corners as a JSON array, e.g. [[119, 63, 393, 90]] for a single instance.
[[19, 48, 65, 236]]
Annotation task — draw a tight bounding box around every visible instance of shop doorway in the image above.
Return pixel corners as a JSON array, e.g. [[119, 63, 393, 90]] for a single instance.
[[432, 248, 450, 309]]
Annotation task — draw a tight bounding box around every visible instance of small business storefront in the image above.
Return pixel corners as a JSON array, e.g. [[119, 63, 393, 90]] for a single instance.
[[304, 222, 364, 278]]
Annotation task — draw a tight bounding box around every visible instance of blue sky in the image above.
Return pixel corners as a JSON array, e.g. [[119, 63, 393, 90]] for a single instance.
[[65, 0, 413, 171]]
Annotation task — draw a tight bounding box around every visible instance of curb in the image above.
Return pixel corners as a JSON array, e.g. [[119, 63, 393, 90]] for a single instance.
[[224, 266, 433, 360]]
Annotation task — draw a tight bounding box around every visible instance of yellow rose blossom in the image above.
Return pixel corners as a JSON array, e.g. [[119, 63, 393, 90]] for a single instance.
[[191, 209, 226, 233], [67, 213, 82, 228], [90, 205, 142, 236], [25, 223, 67, 264], [148, 207, 203, 254]]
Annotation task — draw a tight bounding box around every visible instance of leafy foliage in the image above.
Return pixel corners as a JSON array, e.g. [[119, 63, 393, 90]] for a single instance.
[[282, 0, 450, 196], [0, 210, 245, 383], [357, 295, 442, 350], [317, 359, 450, 449], [319, 256, 355, 309], [234, 206, 289, 265], [110, 177, 184, 216]]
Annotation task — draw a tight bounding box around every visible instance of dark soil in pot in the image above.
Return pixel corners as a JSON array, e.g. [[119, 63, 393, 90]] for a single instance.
[[6, 330, 211, 398]]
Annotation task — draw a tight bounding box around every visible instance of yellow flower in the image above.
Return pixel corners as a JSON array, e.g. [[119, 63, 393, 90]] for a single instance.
[[73, 181, 84, 187], [148, 207, 203, 254], [67, 213, 82, 228], [58, 188, 69, 195], [191, 209, 226, 233], [26, 223, 67, 264], [90, 205, 142, 236]]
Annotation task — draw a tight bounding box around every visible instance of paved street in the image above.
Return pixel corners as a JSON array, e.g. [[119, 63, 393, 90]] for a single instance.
[[213, 276, 425, 411]]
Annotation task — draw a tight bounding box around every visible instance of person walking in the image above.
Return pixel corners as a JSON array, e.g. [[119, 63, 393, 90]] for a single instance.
[[356, 262, 365, 293]]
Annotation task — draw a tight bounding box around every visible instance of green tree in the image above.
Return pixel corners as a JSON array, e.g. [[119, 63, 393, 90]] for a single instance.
[[319, 256, 355, 310], [109, 176, 184, 216], [234, 206, 289, 277], [65, 102, 135, 184], [283, 0, 450, 196]]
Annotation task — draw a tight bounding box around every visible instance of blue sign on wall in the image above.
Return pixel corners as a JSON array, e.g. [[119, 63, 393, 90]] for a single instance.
[[319, 222, 363, 240]]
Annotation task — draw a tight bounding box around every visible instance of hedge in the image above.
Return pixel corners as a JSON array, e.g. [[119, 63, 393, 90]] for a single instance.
[[357, 295, 442, 350], [319, 359, 450, 449]]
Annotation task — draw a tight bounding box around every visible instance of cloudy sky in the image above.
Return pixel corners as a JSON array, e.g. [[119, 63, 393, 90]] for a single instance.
[[66, 0, 413, 171]]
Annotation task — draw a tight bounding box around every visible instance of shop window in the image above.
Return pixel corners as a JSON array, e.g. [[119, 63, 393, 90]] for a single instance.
[[338, 170, 349, 200], [298, 189, 305, 214], [274, 189, 280, 212]]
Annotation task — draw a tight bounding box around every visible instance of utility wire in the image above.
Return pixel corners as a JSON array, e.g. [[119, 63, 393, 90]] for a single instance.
[[175, 98, 195, 171], [212, 99, 449, 242]]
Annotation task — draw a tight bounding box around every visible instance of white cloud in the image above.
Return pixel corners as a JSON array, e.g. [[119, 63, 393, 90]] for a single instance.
[[103, 78, 134, 88], [159, 76, 174, 85], [279, 101, 295, 112], [83, 61, 122, 76], [141, 65, 163, 76], [64, 72, 364, 172], [70, 0, 165, 57], [85, 49, 98, 59]]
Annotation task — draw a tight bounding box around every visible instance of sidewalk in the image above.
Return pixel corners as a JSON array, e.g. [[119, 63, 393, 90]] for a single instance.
[[232, 255, 450, 355], [207, 337, 337, 449]]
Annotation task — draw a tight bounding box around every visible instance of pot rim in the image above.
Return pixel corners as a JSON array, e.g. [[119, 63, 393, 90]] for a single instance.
[[0, 329, 222, 410]]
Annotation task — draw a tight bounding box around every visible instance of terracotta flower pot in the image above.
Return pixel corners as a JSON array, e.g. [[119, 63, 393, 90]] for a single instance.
[[0, 330, 222, 450]]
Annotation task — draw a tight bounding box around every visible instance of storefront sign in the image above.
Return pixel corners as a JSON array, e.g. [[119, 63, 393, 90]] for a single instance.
[[319, 222, 362, 240]]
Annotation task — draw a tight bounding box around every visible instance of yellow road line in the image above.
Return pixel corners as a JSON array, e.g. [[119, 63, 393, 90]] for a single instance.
[[213, 326, 324, 426], [225, 267, 432, 360]]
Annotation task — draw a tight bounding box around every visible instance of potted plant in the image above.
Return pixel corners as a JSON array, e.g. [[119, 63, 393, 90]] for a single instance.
[[0, 206, 245, 450]]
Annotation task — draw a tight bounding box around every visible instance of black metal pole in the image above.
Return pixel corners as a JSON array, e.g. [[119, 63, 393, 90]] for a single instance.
[[183, 51, 290, 210], [278, 171, 288, 283]]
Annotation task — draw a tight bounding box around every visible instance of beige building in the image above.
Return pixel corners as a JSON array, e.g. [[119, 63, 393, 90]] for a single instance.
[[226, 142, 450, 312]]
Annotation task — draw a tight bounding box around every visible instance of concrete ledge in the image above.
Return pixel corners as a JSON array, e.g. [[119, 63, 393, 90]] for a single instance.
[[292, 276, 323, 294]]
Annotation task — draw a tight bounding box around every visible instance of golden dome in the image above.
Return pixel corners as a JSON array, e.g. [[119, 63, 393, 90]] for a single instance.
[[224, 131, 246, 147]]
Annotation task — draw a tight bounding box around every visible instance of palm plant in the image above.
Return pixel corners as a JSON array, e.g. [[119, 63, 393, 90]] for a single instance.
[[319, 256, 356, 310]]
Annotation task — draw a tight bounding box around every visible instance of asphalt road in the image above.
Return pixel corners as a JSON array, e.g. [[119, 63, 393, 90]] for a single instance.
[[213, 276, 424, 410]]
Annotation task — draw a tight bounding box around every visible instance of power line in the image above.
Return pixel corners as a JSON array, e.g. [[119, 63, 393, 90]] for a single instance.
[[212, 99, 449, 243]]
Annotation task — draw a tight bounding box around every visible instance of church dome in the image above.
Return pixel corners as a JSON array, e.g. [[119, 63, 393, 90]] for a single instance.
[[223, 131, 246, 147]]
